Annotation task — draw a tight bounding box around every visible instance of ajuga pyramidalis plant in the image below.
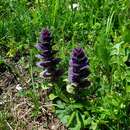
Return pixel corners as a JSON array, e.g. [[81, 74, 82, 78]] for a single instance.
[[67, 48, 90, 93], [35, 28, 62, 81]]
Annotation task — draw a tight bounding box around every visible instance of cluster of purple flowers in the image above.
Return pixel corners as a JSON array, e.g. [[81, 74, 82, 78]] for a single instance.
[[36, 28, 90, 88], [35, 28, 62, 80], [68, 48, 90, 88]]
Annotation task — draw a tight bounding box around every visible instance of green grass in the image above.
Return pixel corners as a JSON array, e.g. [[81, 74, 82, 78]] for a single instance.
[[0, 0, 130, 129]]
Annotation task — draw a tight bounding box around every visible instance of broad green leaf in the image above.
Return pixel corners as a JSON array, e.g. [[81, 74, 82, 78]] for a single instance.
[[76, 111, 84, 128]]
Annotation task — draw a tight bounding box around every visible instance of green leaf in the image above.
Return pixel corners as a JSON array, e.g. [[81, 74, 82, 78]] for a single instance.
[[56, 109, 69, 125], [68, 103, 83, 110], [76, 111, 84, 128], [67, 111, 76, 127], [41, 83, 51, 89], [90, 121, 97, 130], [84, 117, 92, 126], [126, 86, 130, 93], [49, 93, 57, 100]]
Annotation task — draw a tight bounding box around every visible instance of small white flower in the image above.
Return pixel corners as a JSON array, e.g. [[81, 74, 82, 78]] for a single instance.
[[69, 3, 79, 10], [16, 84, 22, 91], [73, 3, 79, 9], [0, 101, 4, 105]]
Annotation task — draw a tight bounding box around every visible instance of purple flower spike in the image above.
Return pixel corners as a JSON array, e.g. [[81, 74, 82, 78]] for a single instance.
[[68, 48, 90, 87], [35, 28, 62, 80], [40, 28, 52, 43]]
